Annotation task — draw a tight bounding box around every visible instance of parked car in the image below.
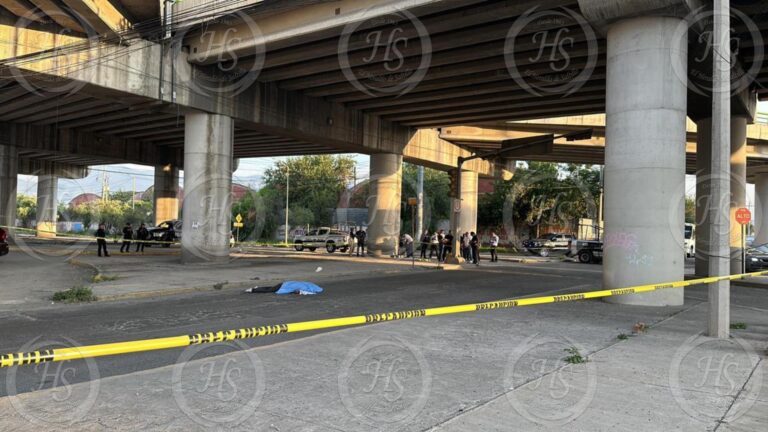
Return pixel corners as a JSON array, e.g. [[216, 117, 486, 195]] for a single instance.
[[523, 233, 575, 257], [0, 228, 8, 257], [745, 243, 768, 272], [684, 223, 695, 258], [567, 239, 603, 264], [294, 227, 350, 253], [148, 220, 182, 247]]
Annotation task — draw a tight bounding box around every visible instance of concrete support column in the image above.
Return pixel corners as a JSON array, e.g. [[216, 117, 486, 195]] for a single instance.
[[755, 173, 768, 245], [366, 153, 402, 257], [36, 175, 58, 238], [181, 112, 233, 263], [603, 16, 687, 306], [0, 145, 18, 231], [450, 170, 478, 236], [695, 116, 750, 275], [154, 165, 180, 226], [695, 118, 712, 277], [729, 116, 748, 274]]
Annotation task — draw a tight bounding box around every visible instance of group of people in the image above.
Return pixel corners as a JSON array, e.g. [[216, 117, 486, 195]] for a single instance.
[[95, 222, 152, 257], [348, 227, 367, 256], [417, 229, 455, 262]]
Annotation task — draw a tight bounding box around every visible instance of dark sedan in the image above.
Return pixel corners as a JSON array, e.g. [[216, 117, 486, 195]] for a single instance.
[[745, 243, 768, 272], [0, 227, 8, 256]]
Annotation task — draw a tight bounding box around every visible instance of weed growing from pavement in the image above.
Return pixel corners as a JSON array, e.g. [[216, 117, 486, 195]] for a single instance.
[[563, 347, 587, 364], [52, 286, 97, 303], [730, 322, 747, 330], [213, 281, 228, 290], [92, 274, 119, 283], [617, 333, 629, 340]]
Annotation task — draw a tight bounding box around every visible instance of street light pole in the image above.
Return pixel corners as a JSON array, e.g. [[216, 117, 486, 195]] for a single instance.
[[284, 164, 290, 246]]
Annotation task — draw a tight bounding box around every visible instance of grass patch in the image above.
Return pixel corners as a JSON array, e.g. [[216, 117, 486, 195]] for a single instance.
[[730, 322, 747, 330], [563, 347, 587, 364], [617, 333, 629, 340], [52, 286, 97, 303], [91, 274, 119, 283], [213, 281, 228, 290]]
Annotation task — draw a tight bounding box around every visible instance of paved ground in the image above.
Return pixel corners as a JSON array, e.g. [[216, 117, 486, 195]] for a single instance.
[[0, 244, 765, 431]]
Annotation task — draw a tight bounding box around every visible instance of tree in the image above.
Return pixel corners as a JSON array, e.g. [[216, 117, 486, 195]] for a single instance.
[[400, 163, 450, 233], [478, 162, 601, 239], [234, 156, 357, 240], [685, 196, 695, 223], [16, 194, 36, 227]]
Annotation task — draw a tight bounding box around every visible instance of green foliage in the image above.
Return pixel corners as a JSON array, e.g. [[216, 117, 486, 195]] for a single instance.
[[730, 322, 747, 330], [478, 162, 601, 237], [16, 194, 36, 226], [401, 163, 450, 233], [62, 198, 153, 231], [563, 347, 587, 364], [52, 286, 97, 303], [617, 333, 629, 340], [92, 274, 119, 283], [235, 155, 357, 240], [685, 196, 695, 224]]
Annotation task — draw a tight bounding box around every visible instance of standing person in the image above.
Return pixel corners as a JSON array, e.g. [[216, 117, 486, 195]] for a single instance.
[[120, 222, 133, 253], [96, 223, 109, 257], [437, 230, 445, 261], [470, 231, 480, 265], [490, 231, 500, 262], [429, 231, 439, 259], [356, 228, 366, 256], [443, 230, 454, 262], [420, 230, 429, 260], [348, 228, 356, 256], [136, 223, 149, 253], [462, 232, 471, 262]]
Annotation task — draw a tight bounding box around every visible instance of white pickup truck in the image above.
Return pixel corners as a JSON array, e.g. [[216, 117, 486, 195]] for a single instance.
[[293, 227, 351, 253]]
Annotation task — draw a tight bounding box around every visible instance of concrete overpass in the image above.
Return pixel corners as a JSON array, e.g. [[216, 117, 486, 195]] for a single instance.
[[0, 0, 767, 331]]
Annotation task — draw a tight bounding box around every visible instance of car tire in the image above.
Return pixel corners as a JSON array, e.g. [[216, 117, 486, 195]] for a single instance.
[[540, 249, 549, 257], [308, 247, 316, 252], [294, 242, 304, 252], [578, 251, 593, 264], [326, 243, 336, 253]]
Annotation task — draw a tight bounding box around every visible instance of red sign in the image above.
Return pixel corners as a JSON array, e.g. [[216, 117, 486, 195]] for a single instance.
[[735, 207, 751, 225]]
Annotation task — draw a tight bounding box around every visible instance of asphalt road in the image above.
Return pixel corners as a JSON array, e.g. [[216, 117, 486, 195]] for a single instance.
[[0, 261, 600, 397]]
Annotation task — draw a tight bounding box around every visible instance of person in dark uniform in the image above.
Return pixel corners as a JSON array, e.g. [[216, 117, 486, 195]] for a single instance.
[[442, 230, 454, 262], [120, 222, 133, 253], [135, 223, 149, 253], [356, 228, 366, 256], [470, 231, 480, 265], [419, 230, 429, 260], [96, 223, 109, 257]]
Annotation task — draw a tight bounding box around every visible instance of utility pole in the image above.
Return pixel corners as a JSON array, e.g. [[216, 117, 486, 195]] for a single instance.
[[284, 164, 290, 246], [708, 0, 731, 338]]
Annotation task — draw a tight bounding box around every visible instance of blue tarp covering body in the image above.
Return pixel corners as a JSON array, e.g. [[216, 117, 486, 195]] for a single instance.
[[275, 281, 324, 295]]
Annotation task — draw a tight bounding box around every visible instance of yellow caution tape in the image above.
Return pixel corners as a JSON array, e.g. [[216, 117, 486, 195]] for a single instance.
[[2, 270, 767, 368]]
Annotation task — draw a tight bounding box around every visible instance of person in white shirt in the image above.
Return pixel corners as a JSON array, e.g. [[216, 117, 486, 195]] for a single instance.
[[489, 231, 500, 262]]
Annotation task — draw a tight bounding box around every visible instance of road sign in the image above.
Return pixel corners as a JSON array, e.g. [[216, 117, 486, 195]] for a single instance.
[[407, 197, 418, 206], [735, 207, 751, 225], [235, 213, 243, 223], [233, 222, 244, 228]]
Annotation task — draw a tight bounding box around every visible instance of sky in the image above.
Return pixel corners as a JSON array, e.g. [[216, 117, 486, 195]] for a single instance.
[[16, 101, 768, 208]]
